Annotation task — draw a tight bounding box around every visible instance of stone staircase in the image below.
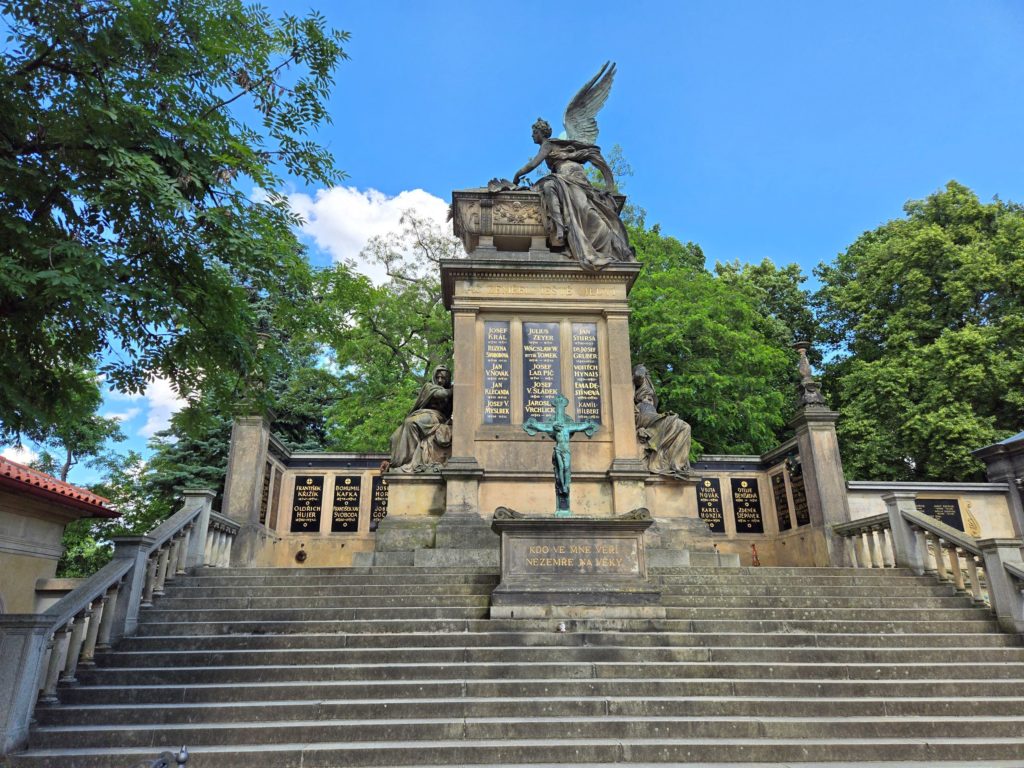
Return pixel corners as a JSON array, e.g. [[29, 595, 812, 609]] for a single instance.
[[9, 565, 1024, 767]]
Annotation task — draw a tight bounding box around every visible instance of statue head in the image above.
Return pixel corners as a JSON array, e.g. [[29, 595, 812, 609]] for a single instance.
[[432, 365, 451, 387], [532, 117, 553, 144]]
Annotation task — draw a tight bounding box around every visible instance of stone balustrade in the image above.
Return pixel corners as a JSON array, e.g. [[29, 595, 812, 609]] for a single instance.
[[833, 491, 1024, 633], [0, 489, 234, 756]]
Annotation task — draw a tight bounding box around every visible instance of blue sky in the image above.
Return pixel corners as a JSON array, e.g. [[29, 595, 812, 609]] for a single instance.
[[9, 1, 1024, 484]]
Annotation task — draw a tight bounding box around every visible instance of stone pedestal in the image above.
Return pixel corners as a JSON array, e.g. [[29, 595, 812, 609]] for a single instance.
[[489, 511, 663, 619]]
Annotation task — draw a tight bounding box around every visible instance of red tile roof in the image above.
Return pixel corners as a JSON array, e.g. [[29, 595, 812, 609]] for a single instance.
[[0, 456, 119, 517]]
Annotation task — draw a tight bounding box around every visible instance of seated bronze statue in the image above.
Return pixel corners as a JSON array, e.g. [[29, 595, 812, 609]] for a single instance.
[[632, 364, 697, 480], [388, 366, 453, 473]]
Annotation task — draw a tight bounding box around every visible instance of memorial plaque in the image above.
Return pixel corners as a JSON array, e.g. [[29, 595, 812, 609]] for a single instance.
[[916, 498, 965, 532], [571, 322, 601, 424], [331, 475, 361, 533], [696, 478, 726, 533], [731, 478, 764, 533], [290, 475, 324, 533], [772, 472, 792, 532], [258, 461, 272, 525], [482, 321, 511, 424], [522, 321, 562, 422], [790, 467, 810, 527], [370, 474, 389, 532], [509, 536, 641, 577]]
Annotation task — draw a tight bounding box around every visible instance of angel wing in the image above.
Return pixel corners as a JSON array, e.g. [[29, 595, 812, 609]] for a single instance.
[[562, 61, 616, 144]]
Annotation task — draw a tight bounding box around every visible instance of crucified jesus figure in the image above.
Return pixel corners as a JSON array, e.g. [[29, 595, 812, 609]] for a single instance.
[[523, 393, 598, 516]]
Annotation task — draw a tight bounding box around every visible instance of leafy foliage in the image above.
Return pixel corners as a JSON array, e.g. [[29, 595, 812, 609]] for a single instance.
[[627, 219, 794, 456], [0, 0, 349, 440], [814, 181, 1024, 480], [320, 213, 462, 452]]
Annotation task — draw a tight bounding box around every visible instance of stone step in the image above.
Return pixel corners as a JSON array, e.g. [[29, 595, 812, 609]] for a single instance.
[[53, 676, 1024, 706], [115, 629, 1022, 653], [96, 644, 1024, 669], [75, 659, 1024, 686], [661, 607, 991, 621], [138, 606, 492, 623], [658, 595, 975, 609], [654, 584, 960, 597], [36, 694, 1024, 726], [131, 616, 1004, 636], [152, 595, 492, 610], [160, 589, 495, 602], [11, 735, 1024, 767], [28, 714, 1024, 750]]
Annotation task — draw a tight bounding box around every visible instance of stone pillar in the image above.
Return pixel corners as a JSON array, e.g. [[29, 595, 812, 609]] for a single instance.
[[0, 617, 53, 755], [977, 538, 1024, 634], [107, 535, 155, 640], [444, 306, 484, 517], [182, 489, 216, 569], [789, 408, 851, 566], [972, 432, 1024, 538], [883, 491, 926, 574], [221, 414, 272, 566], [605, 308, 647, 514]]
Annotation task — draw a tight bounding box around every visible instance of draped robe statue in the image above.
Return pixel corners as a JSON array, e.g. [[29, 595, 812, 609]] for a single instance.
[[388, 366, 453, 473]]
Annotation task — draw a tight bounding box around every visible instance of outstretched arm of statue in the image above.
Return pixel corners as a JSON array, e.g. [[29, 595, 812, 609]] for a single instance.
[[513, 144, 550, 186]]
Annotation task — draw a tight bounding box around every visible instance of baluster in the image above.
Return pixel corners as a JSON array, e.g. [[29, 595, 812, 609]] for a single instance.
[[964, 555, 985, 603], [78, 595, 106, 667], [153, 545, 171, 596], [176, 525, 192, 575], [217, 530, 231, 567], [35, 634, 56, 707], [949, 547, 966, 592], [934, 537, 950, 581], [95, 582, 121, 651], [141, 555, 159, 607], [39, 623, 73, 704], [878, 528, 896, 568], [204, 527, 215, 566], [868, 528, 883, 568], [923, 531, 939, 574], [60, 606, 92, 684], [165, 538, 181, 583], [846, 535, 861, 568], [913, 528, 929, 573], [854, 532, 870, 569]]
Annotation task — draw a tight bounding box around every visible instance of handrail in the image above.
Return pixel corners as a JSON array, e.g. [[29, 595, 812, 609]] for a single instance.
[[40, 558, 134, 632], [832, 513, 888, 536], [899, 507, 981, 556], [1006, 561, 1024, 582], [0, 488, 239, 756]]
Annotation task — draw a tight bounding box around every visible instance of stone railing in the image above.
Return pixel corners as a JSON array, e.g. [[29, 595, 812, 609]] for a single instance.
[[833, 491, 1024, 634], [0, 489, 235, 756]]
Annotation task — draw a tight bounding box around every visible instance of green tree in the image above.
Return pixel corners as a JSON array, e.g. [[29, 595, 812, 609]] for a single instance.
[[815, 181, 1024, 480], [320, 212, 461, 452], [0, 0, 349, 440], [628, 220, 793, 456], [716, 258, 820, 364]]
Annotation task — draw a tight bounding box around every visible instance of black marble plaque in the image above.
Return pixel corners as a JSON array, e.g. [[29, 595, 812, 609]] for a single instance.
[[790, 466, 810, 527], [772, 472, 791, 532], [483, 321, 511, 424], [916, 498, 965, 532], [731, 478, 765, 533], [522, 322, 562, 421], [696, 478, 726, 533], [269, 468, 282, 529], [370, 474, 389, 532], [571, 322, 601, 424], [290, 475, 324, 532], [331, 475, 361, 533]]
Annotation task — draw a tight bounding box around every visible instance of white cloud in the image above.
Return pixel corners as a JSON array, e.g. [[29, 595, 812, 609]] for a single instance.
[[138, 378, 186, 438], [2, 445, 38, 465], [289, 186, 450, 284], [103, 407, 142, 423]]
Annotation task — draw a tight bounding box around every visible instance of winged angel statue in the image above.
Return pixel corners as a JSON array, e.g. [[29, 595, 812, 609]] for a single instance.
[[512, 62, 635, 270]]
